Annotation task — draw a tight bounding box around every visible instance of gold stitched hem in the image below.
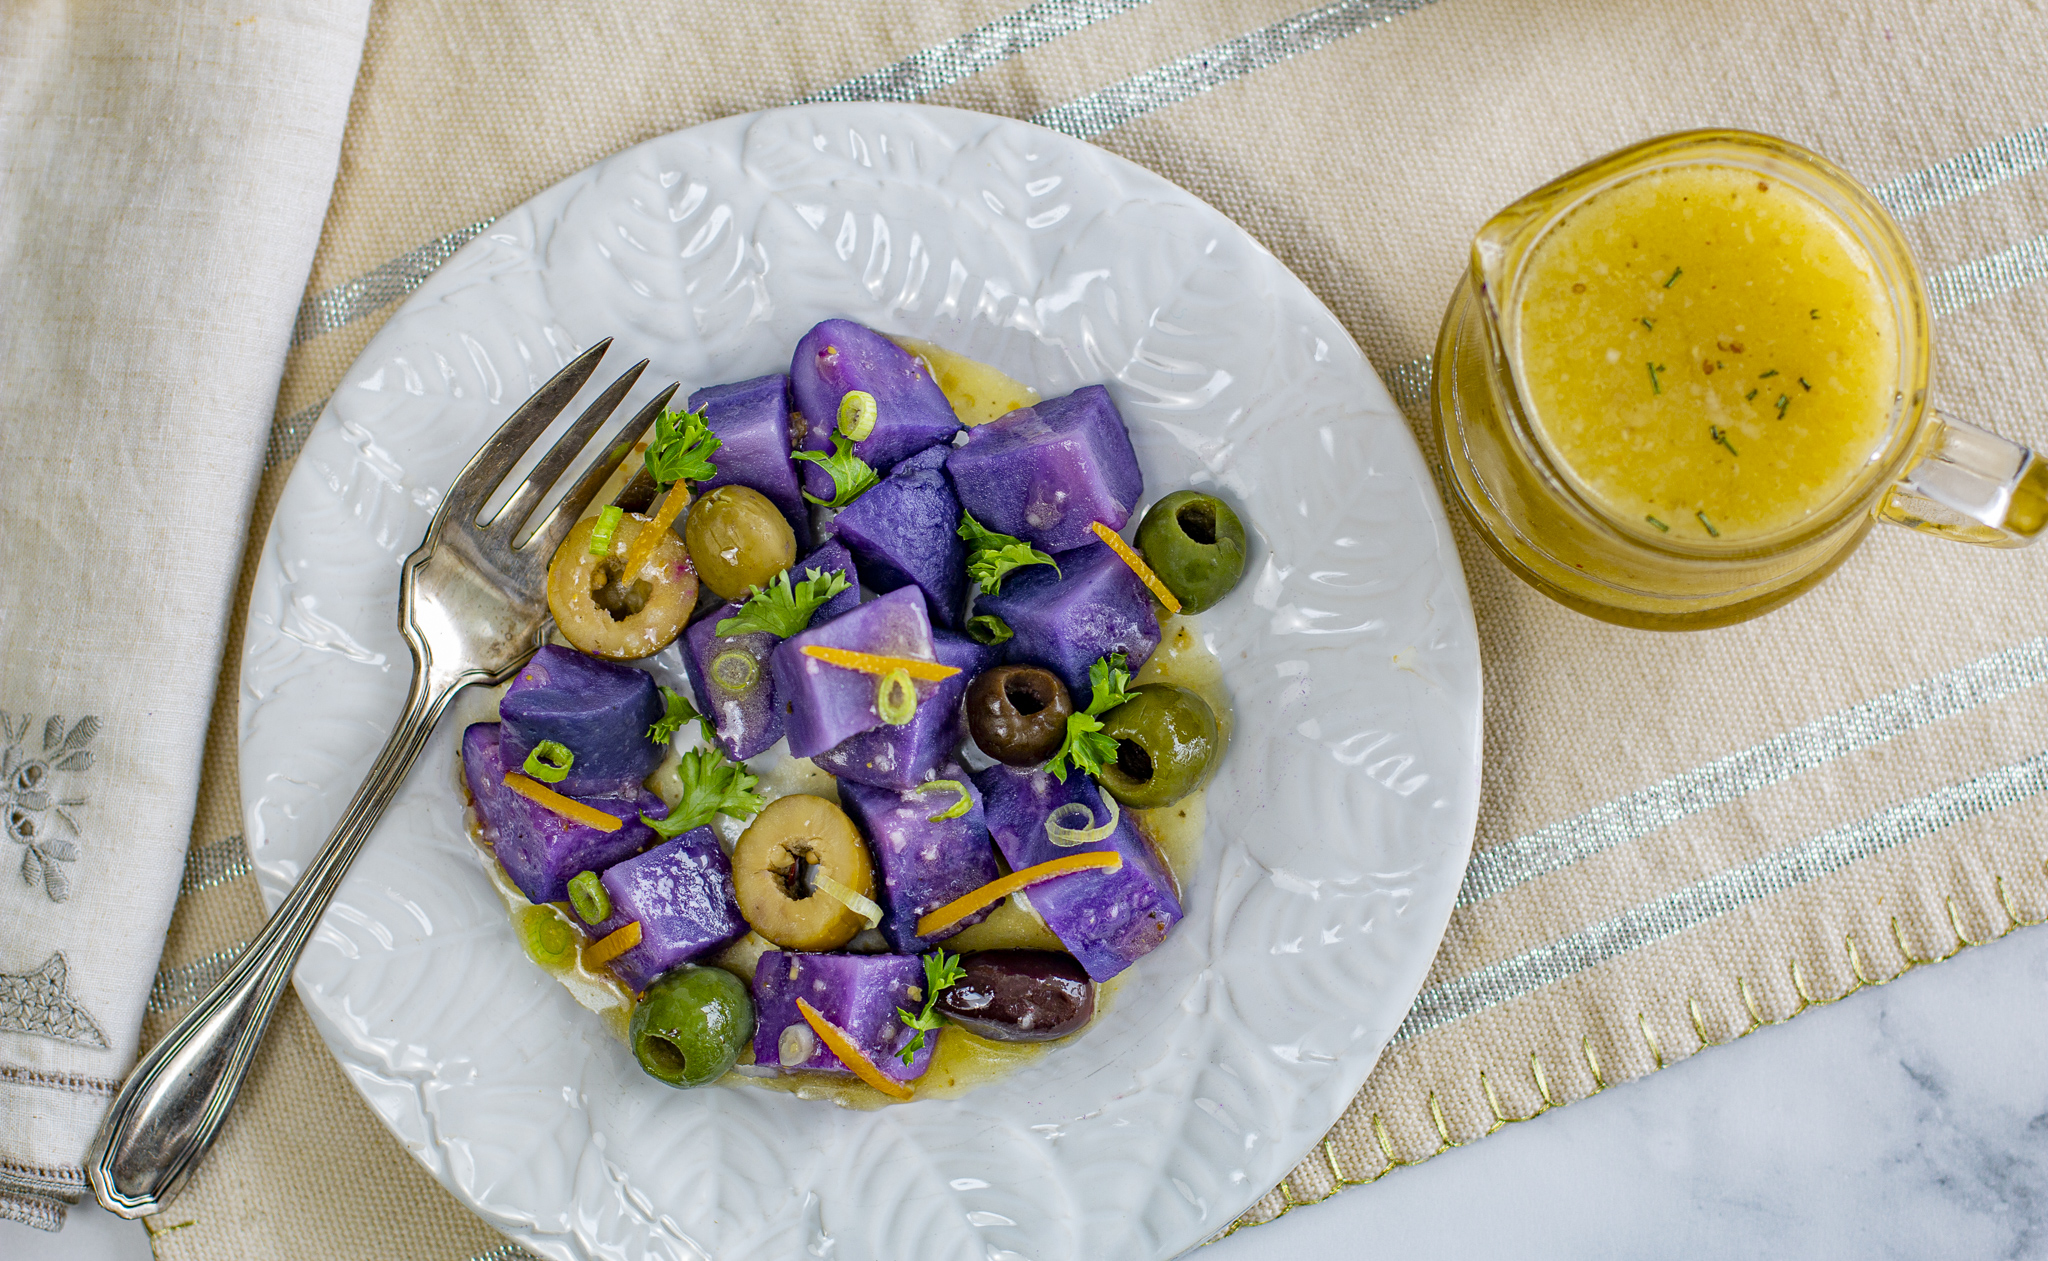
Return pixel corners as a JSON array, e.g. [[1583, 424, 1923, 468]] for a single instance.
[[1213, 868, 2048, 1241]]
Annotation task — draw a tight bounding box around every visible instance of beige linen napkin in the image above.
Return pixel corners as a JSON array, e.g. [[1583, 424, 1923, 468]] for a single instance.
[[0, 0, 371, 1232], [134, 0, 2048, 1257]]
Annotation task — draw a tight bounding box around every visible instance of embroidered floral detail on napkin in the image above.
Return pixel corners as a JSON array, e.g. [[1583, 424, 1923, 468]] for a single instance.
[[1, 714, 97, 904], [0, 953, 107, 1048]]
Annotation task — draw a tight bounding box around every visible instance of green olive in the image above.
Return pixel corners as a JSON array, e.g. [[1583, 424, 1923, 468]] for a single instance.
[[732, 794, 875, 951], [629, 964, 755, 1089], [1134, 490, 1247, 614], [685, 485, 797, 601], [547, 514, 697, 659], [1096, 684, 1219, 808]]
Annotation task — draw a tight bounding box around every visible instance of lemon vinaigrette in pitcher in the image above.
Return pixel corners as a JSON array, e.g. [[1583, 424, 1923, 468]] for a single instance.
[[1432, 130, 2045, 629]]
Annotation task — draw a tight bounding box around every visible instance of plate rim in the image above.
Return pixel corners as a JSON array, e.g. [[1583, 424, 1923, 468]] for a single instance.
[[243, 99, 1483, 1260]]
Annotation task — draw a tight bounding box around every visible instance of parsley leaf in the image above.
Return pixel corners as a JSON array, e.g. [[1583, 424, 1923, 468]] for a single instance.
[[895, 948, 969, 1063], [958, 511, 1058, 595], [1045, 652, 1136, 782], [646, 686, 700, 745], [793, 432, 880, 508], [714, 567, 852, 639], [642, 408, 721, 488], [641, 745, 765, 837]]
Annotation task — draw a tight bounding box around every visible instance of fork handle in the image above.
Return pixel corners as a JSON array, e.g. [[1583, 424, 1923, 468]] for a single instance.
[[87, 666, 459, 1218]]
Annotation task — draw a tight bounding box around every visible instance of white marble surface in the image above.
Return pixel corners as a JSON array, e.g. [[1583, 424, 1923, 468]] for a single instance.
[[9, 919, 2046, 1260]]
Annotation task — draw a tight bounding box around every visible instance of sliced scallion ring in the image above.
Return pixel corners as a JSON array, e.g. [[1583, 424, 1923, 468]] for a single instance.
[[1045, 794, 1120, 847], [913, 778, 971, 822], [711, 649, 760, 691], [966, 613, 1013, 645], [877, 668, 918, 725], [812, 871, 883, 930], [566, 870, 610, 925], [521, 739, 575, 784], [837, 389, 878, 441], [586, 504, 625, 556]]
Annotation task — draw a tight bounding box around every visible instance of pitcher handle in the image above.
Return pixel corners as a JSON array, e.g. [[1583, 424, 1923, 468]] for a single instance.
[[1876, 410, 2048, 547]]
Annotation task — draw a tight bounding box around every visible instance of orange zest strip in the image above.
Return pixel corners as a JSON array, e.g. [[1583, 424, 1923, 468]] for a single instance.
[[916, 852, 1125, 938], [584, 920, 642, 967], [1091, 520, 1182, 614], [615, 484, 688, 582], [502, 772, 623, 832], [796, 998, 915, 1101], [799, 645, 961, 682]]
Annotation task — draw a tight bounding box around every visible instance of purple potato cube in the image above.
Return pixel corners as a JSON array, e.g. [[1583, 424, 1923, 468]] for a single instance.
[[680, 539, 864, 760], [771, 587, 938, 758], [812, 630, 997, 790], [690, 373, 809, 548], [839, 767, 1000, 952], [828, 444, 965, 628], [796, 537, 865, 624], [681, 614, 781, 760], [791, 319, 960, 501], [751, 951, 934, 1083], [462, 723, 663, 905], [973, 763, 1183, 981], [944, 385, 1143, 553], [974, 541, 1161, 699], [498, 645, 664, 795], [592, 826, 748, 992]]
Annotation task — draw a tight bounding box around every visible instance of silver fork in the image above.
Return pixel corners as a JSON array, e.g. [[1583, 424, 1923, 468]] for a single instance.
[[87, 338, 678, 1217]]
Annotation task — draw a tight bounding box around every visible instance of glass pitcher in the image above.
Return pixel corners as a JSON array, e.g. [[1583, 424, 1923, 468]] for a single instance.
[[1431, 129, 2045, 630]]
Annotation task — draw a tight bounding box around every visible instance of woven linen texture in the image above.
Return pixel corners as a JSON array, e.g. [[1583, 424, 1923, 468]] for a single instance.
[[0, 0, 370, 1233], [143, 0, 2048, 1256]]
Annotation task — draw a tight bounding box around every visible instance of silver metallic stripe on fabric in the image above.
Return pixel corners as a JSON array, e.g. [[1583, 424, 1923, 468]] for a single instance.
[[147, 941, 248, 1016], [798, 0, 1151, 104], [1870, 123, 2048, 221], [180, 833, 250, 896], [266, 397, 328, 471], [290, 220, 494, 348], [1030, 0, 1438, 140], [1458, 636, 2048, 908], [1398, 747, 2048, 1044], [1927, 230, 2048, 318], [465, 1243, 546, 1261]]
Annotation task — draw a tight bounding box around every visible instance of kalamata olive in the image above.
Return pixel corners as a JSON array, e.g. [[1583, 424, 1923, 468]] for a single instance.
[[1096, 684, 1218, 808], [937, 950, 1095, 1042], [966, 665, 1073, 766], [547, 514, 697, 659], [629, 964, 754, 1088], [732, 794, 875, 951], [1135, 490, 1247, 614], [686, 484, 797, 601]]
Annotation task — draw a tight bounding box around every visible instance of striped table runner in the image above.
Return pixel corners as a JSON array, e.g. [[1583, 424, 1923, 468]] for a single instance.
[[143, 0, 2048, 1255]]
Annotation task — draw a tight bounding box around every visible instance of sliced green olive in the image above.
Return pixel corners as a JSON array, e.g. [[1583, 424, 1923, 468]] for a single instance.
[[629, 964, 755, 1088], [1134, 490, 1247, 614], [547, 514, 697, 659], [685, 485, 796, 601], [732, 794, 875, 950], [1096, 684, 1218, 808]]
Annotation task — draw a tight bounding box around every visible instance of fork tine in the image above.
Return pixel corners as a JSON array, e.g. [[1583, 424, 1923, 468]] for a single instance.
[[517, 380, 680, 562], [440, 338, 611, 526], [488, 359, 648, 538]]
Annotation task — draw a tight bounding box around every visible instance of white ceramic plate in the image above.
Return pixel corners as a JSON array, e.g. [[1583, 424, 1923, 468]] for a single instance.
[[241, 103, 1481, 1261]]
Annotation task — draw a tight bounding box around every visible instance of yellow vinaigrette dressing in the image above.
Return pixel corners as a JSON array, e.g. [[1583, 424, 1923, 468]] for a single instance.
[[1513, 165, 1897, 542]]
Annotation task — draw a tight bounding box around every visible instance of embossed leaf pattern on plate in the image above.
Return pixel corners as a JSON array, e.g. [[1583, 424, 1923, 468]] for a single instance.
[[241, 105, 1481, 1261]]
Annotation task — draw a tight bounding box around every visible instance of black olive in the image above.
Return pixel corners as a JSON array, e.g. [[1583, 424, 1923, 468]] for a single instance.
[[938, 950, 1095, 1041], [965, 665, 1073, 766]]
